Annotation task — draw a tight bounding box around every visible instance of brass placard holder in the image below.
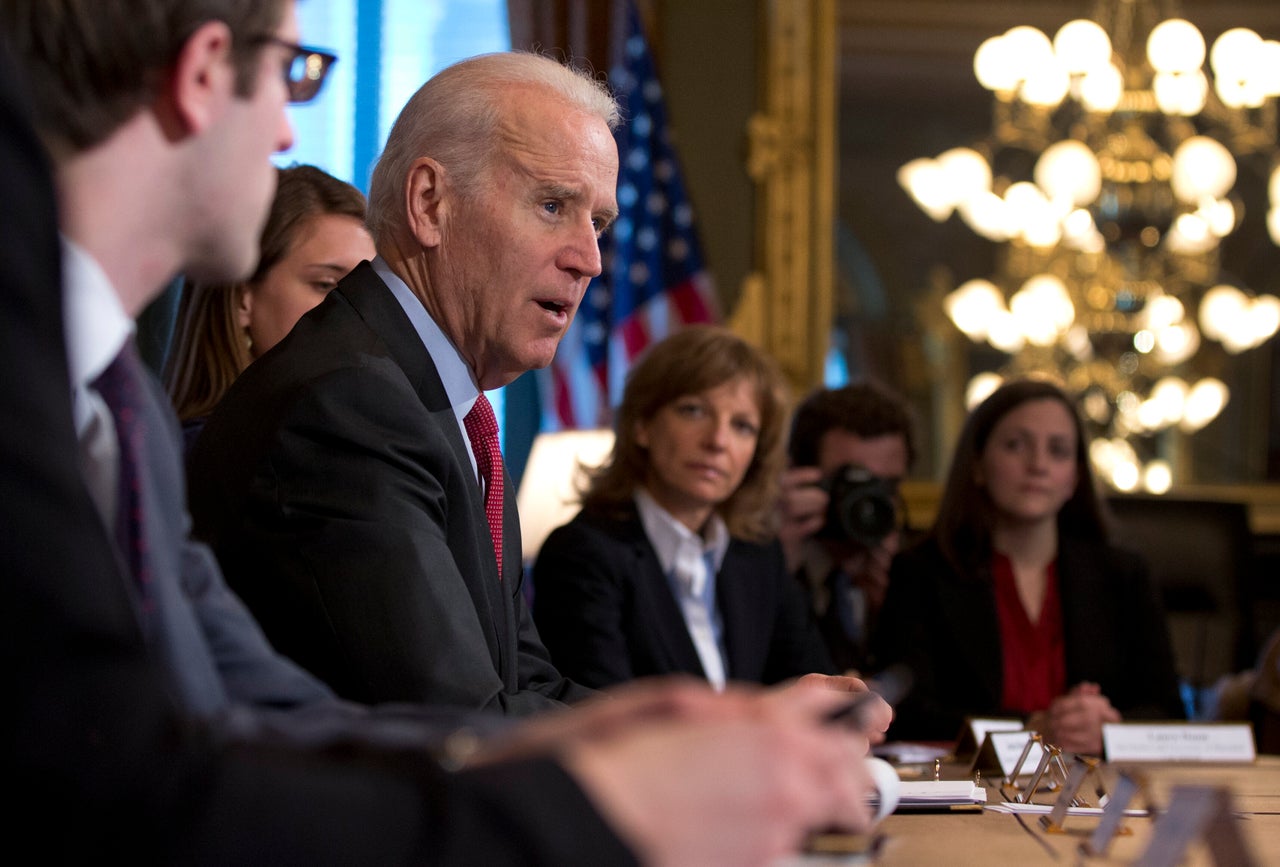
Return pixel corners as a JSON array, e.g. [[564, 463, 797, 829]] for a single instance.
[[1133, 785, 1259, 867], [1002, 732, 1041, 788], [1080, 769, 1156, 858], [1016, 744, 1067, 804], [1040, 756, 1106, 833]]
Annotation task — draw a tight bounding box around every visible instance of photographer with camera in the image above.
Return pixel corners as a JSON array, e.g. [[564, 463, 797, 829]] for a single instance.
[[779, 383, 917, 675]]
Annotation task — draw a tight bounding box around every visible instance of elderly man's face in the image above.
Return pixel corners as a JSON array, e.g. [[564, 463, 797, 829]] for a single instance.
[[433, 87, 618, 390]]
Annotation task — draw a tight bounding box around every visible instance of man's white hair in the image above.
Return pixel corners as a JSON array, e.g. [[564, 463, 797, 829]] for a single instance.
[[366, 51, 620, 246]]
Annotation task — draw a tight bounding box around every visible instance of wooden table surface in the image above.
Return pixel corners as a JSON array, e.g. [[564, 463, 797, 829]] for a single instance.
[[863, 755, 1280, 865]]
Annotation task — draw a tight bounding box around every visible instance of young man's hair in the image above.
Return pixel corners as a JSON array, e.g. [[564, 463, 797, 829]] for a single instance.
[[788, 381, 917, 470], [0, 0, 287, 154]]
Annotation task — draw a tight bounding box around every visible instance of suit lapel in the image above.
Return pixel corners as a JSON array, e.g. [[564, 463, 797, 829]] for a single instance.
[[618, 511, 709, 677], [716, 542, 769, 681], [336, 264, 512, 661]]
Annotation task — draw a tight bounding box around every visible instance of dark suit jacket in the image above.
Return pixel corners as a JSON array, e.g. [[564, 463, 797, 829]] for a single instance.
[[189, 262, 592, 713], [129, 350, 339, 715], [533, 503, 835, 688], [0, 52, 631, 864], [872, 536, 1185, 740]]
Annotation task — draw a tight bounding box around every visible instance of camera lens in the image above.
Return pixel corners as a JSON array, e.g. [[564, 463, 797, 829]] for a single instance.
[[818, 465, 899, 547]]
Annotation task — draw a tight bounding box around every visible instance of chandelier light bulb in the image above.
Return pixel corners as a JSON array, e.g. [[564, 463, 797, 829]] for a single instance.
[[1167, 212, 1216, 254], [1171, 136, 1236, 202], [974, 35, 1019, 92], [897, 158, 953, 221], [1003, 26, 1055, 73], [1198, 198, 1236, 237], [936, 147, 992, 205], [1248, 295, 1280, 347], [1022, 60, 1071, 107], [1063, 323, 1094, 360], [1199, 284, 1247, 341], [1111, 458, 1140, 492], [1155, 321, 1200, 365], [1211, 28, 1263, 83], [1269, 207, 1280, 245], [1003, 181, 1047, 229], [1054, 19, 1112, 74], [958, 191, 1013, 241], [1181, 378, 1229, 431], [1150, 376, 1189, 425], [1147, 19, 1206, 74], [1034, 139, 1102, 206], [1257, 41, 1280, 97], [987, 309, 1027, 353], [965, 372, 1005, 410], [1143, 460, 1173, 494], [1143, 295, 1185, 330], [1153, 70, 1208, 115], [1010, 279, 1065, 347], [945, 278, 1005, 339], [1079, 62, 1123, 112]]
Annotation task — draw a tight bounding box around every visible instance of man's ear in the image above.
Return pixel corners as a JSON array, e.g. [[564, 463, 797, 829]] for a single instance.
[[404, 157, 448, 249], [164, 20, 236, 136], [634, 419, 650, 449]]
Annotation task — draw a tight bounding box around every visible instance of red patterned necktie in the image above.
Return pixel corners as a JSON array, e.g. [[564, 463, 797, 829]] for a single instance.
[[463, 394, 503, 576]]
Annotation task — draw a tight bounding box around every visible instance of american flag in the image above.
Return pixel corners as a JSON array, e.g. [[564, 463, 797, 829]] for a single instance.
[[540, 0, 719, 430]]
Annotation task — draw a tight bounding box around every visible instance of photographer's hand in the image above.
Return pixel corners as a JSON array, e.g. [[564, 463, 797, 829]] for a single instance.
[[778, 466, 828, 572], [847, 531, 900, 614]]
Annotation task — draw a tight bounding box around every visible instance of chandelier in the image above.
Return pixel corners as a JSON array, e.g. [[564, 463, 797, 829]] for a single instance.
[[898, 0, 1280, 492]]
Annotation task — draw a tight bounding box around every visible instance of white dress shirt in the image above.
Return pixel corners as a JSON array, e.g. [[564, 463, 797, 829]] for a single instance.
[[634, 488, 730, 690], [373, 257, 489, 488], [62, 237, 134, 525]]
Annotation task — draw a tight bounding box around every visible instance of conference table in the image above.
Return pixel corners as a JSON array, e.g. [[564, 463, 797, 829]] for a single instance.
[[845, 755, 1280, 864]]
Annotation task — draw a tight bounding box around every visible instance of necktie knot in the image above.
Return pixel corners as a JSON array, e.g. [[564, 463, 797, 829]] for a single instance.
[[464, 394, 504, 576]]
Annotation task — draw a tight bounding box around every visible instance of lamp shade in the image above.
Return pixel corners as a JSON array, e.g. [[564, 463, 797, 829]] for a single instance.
[[516, 429, 615, 562]]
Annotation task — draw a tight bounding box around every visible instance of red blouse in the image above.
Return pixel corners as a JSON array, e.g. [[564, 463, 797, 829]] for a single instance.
[[992, 552, 1065, 714]]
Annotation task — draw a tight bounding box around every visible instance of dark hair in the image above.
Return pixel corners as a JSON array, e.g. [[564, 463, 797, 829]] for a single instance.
[[583, 326, 790, 541], [788, 381, 917, 469], [0, 0, 288, 153], [164, 165, 366, 422], [933, 377, 1111, 573]]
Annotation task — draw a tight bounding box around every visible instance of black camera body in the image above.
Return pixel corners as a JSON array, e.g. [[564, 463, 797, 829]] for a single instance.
[[815, 464, 899, 547]]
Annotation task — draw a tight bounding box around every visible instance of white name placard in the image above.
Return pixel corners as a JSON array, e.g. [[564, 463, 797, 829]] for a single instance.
[[990, 730, 1046, 777], [969, 718, 1025, 747], [1102, 723, 1256, 763]]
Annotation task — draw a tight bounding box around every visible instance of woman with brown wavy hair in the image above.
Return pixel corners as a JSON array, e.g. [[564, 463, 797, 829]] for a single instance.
[[163, 164, 373, 449], [533, 325, 836, 689]]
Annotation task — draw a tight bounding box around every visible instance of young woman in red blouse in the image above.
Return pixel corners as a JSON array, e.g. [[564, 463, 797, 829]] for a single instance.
[[874, 379, 1183, 753]]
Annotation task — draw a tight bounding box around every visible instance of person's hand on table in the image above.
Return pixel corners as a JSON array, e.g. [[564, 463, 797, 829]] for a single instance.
[[1045, 681, 1121, 755], [561, 683, 877, 867], [778, 672, 893, 746]]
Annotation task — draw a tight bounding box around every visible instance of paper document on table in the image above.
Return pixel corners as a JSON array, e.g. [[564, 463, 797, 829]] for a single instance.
[[896, 781, 986, 812], [986, 802, 1150, 817]]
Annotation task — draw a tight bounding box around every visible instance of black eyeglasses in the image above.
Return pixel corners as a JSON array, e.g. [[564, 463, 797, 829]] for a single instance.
[[253, 36, 337, 104]]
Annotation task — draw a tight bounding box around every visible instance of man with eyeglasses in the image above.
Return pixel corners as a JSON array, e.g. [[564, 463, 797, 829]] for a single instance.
[[1, 1, 880, 863]]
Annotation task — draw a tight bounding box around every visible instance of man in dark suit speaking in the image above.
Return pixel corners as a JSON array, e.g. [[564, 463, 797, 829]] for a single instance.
[[189, 52, 617, 713], [2, 1, 882, 862]]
